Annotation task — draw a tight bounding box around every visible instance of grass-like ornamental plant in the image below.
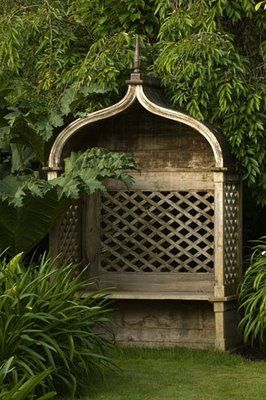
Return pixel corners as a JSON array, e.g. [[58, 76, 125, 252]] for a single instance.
[[239, 237, 266, 346], [0, 253, 113, 399], [0, 358, 55, 400]]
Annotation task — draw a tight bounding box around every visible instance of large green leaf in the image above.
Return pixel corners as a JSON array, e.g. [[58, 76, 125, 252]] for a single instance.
[[9, 114, 46, 165], [0, 190, 70, 257], [0, 148, 135, 256]]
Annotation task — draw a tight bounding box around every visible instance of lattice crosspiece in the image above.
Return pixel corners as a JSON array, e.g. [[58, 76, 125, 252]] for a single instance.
[[57, 202, 81, 264], [224, 183, 240, 286], [100, 191, 214, 273]]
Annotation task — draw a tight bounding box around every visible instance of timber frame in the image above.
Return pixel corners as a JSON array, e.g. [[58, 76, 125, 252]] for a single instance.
[[47, 69, 242, 351]]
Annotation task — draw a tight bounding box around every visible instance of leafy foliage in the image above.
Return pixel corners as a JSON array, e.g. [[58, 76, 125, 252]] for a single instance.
[[0, 253, 113, 398], [155, 0, 266, 204], [255, 1, 266, 10], [239, 237, 266, 346], [0, 1, 265, 204], [0, 148, 136, 257], [0, 358, 55, 400]]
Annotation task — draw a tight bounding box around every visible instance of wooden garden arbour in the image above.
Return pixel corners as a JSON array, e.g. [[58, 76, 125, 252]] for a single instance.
[[47, 62, 242, 350]]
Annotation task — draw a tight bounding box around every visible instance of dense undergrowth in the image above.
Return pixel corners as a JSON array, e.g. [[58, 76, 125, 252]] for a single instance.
[[0, 253, 113, 399]]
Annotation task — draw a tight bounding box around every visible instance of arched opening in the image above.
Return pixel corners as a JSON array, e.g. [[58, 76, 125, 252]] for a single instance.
[[56, 101, 217, 297], [62, 102, 215, 170], [48, 81, 241, 350]]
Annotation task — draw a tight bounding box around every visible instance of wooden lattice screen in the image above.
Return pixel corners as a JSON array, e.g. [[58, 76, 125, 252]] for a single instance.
[[56, 202, 82, 264], [101, 190, 214, 274], [224, 182, 241, 292]]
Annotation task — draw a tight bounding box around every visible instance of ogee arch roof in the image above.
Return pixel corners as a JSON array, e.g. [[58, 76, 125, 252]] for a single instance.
[[48, 75, 232, 170]]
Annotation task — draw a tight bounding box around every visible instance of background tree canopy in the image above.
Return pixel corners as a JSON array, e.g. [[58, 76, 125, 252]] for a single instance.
[[0, 0, 265, 207]]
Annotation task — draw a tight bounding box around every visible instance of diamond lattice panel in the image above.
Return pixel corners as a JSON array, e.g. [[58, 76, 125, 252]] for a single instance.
[[58, 202, 81, 264], [101, 191, 214, 273], [224, 183, 239, 286]]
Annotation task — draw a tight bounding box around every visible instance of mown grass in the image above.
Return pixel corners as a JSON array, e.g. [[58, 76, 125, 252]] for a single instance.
[[87, 347, 266, 400]]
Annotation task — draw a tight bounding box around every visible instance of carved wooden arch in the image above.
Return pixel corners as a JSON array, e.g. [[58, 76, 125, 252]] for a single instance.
[[48, 83, 224, 171]]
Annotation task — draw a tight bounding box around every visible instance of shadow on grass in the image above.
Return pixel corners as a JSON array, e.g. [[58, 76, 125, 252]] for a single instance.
[[84, 346, 266, 400]]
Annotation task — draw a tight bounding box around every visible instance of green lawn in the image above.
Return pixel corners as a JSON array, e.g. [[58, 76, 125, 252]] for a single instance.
[[88, 347, 266, 400]]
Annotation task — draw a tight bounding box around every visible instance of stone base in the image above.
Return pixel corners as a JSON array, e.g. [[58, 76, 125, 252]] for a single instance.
[[111, 300, 215, 349]]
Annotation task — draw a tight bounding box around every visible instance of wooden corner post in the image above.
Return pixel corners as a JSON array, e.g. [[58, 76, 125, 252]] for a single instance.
[[213, 171, 226, 350]]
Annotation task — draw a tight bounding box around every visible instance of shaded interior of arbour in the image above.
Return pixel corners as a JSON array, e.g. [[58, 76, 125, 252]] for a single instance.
[[62, 101, 216, 171]]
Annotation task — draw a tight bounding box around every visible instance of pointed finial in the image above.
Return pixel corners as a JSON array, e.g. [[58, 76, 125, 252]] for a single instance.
[[133, 34, 141, 73], [126, 34, 143, 85]]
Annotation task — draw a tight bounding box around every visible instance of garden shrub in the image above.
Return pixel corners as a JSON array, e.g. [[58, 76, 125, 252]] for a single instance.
[[239, 237, 266, 346], [0, 253, 113, 398], [0, 358, 55, 400]]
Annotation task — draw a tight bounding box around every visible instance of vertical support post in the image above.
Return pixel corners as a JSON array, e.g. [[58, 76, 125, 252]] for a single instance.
[[47, 169, 61, 259], [213, 171, 226, 349], [213, 300, 241, 350], [47, 171, 59, 181], [214, 172, 225, 298], [82, 192, 101, 285], [213, 172, 242, 350], [213, 302, 226, 350]]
